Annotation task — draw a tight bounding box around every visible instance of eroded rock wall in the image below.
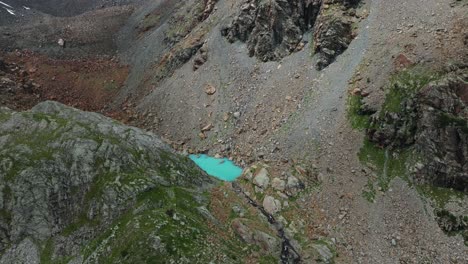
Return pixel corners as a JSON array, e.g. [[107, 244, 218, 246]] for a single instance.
[[222, 0, 322, 61], [368, 67, 468, 192], [222, 0, 359, 69]]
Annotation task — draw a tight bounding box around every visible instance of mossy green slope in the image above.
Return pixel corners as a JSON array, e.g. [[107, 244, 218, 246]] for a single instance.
[[0, 101, 246, 263]]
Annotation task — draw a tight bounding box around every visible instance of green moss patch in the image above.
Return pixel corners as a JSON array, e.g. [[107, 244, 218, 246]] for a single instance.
[[347, 94, 371, 130], [416, 184, 466, 208], [358, 139, 414, 202], [436, 113, 468, 134], [81, 186, 243, 263], [381, 66, 439, 115], [1, 104, 234, 262]]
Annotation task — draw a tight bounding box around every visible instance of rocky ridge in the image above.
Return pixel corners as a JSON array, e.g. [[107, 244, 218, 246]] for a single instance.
[[0, 101, 252, 263]]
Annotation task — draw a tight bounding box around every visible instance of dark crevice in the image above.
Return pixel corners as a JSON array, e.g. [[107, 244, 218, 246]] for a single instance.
[[232, 182, 301, 264]]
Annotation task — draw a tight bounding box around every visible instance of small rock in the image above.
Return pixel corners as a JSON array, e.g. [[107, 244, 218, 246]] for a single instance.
[[204, 84, 216, 95], [352, 88, 362, 95], [233, 112, 241, 118], [223, 113, 229, 121], [57, 38, 65, 47], [286, 175, 300, 189], [201, 123, 213, 132], [243, 169, 253, 180]]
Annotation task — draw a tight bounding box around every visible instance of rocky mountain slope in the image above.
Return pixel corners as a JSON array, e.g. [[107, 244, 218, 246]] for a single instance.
[[0, 0, 467, 263], [0, 101, 226, 263]]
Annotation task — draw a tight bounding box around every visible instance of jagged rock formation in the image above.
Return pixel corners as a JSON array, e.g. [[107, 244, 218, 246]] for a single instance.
[[415, 74, 468, 191], [0, 101, 250, 263], [368, 67, 468, 192], [313, 10, 354, 70], [222, 0, 322, 62], [222, 0, 359, 68]]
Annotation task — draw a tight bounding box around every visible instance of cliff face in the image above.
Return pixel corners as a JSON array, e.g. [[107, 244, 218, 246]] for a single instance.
[[222, 0, 320, 62], [367, 66, 468, 192], [0, 102, 243, 263], [221, 0, 359, 68]]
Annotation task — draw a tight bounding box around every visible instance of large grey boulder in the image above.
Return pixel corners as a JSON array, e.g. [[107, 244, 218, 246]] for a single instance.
[[253, 167, 270, 189], [263, 196, 282, 215], [271, 177, 286, 191]]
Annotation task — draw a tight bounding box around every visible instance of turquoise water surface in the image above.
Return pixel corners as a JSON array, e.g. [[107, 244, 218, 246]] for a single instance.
[[189, 154, 242, 181]]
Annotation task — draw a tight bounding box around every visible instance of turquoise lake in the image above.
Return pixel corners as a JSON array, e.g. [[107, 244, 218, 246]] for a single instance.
[[189, 154, 243, 181]]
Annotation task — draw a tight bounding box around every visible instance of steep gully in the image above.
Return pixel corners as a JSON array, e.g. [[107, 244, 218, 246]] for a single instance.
[[232, 182, 301, 264]]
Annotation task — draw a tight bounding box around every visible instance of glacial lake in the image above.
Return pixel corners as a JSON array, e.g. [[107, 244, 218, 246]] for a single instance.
[[189, 154, 243, 181]]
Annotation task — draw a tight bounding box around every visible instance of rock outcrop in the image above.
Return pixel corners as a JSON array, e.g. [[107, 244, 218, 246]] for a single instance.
[[222, 0, 322, 61], [313, 12, 354, 70], [222, 0, 359, 68], [0, 101, 249, 263], [231, 218, 279, 254], [368, 67, 468, 192], [415, 75, 468, 191]]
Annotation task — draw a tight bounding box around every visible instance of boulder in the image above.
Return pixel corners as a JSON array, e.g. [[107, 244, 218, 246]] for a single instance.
[[253, 167, 270, 189], [272, 177, 286, 191], [285, 175, 305, 196], [263, 196, 282, 215], [231, 218, 279, 253], [287, 175, 300, 189], [204, 84, 216, 95], [57, 38, 65, 47]]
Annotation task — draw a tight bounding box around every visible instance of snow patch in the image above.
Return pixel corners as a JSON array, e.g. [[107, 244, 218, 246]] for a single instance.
[[3, 7, 15, 15], [0, 1, 12, 8], [23, 6, 30, 10]]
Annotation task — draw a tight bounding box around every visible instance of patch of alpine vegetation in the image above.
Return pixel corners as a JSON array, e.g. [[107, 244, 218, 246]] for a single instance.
[[0, 101, 250, 263], [367, 65, 468, 192], [222, 0, 360, 68]]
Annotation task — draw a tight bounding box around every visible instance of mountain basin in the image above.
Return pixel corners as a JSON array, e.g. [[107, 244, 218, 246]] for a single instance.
[[189, 154, 243, 181]]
